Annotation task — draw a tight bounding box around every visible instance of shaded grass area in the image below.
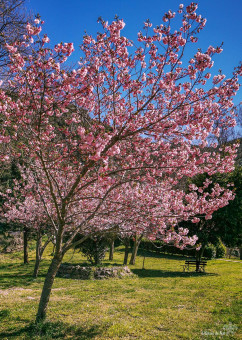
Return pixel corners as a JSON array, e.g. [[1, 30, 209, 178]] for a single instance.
[[132, 268, 218, 278], [0, 320, 102, 339], [0, 247, 241, 339]]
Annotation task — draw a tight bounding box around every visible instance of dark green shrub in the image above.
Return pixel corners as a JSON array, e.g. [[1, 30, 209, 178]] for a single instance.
[[203, 243, 216, 259], [216, 239, 226, 258], [79, 235, 109, 265]]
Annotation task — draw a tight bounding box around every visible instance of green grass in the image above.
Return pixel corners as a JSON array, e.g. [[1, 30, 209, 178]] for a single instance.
[[0, 246, 241, 339]]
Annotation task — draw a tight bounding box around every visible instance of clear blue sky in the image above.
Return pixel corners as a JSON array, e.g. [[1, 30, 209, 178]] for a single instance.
[[26, 0, 242, 103]]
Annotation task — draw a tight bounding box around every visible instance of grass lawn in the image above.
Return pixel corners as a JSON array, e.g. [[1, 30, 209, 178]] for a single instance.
[[0, 246, 241, 339]]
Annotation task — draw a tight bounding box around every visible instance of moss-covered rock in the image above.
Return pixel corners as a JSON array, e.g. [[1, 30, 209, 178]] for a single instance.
[[57, 263, 134, 280]]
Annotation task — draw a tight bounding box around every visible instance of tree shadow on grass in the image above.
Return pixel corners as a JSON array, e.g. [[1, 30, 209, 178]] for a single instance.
[[0, 319, 103, 339], [132, 269, 219, 278], [118, 247, 193, 262], [64, 261, 122, 267], [137, 248, 196, 261], [0, 309, 11, 320], [0, 261, 48, 289]]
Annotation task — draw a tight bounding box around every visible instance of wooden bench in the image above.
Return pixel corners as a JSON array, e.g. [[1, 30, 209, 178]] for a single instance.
[[183, 260, 207, 272]]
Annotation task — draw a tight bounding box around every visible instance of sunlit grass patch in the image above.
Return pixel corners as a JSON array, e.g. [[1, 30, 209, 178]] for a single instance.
[[0, 246, 241, 339]]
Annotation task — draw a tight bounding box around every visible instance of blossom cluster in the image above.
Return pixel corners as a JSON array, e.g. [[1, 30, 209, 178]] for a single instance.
[[0, 3, 241, 251]]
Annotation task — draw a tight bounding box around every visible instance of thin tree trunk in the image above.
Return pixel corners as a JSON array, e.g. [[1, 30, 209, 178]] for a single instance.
[[94, 255, 101, 265], [109, 239, 114, 261], [225, 247, 229, 258], [196, 244, 205, 262], [129, 234, 142, 265], [33, 254, 41, 278], [123, 238, 130, 265], [33, 232, 42, 278], [129, 243, 138, 265], [142, 256, 146, 269], [23, 227, 29, 264], [36, 254, 63, 322], [240, 248, 242, 260]]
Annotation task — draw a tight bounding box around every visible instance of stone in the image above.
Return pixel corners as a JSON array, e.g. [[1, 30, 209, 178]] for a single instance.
[[57, 263, 134, 280], [0, 231, 23, 253]]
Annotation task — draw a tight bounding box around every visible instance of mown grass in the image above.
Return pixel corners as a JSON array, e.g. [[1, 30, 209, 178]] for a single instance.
[[0, 246, 241, 339]]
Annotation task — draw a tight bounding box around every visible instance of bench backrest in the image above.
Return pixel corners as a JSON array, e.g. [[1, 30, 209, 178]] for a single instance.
[[185, 260, 207, 264]]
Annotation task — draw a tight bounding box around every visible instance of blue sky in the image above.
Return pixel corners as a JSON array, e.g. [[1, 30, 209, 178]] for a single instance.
[[26, 0, 242, 103]]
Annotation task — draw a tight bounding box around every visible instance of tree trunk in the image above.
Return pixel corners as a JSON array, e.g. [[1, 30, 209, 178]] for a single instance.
[[94, 256, 101, 266], [109, 239, 114, 261], [129, 243, 138, 265], [36, 254, 63, 322], [23, 227, 29, 264], [196, 244, 205, 262], [240, 248, 242, 260], [123, 238, 130, 265], [33, 255, 41, 279], [142, 256, 146, 269], [129, 234, 142, 265], [33, 233, 42, 278]]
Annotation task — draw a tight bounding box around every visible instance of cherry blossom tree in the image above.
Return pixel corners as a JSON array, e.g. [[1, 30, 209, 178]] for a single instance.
[[0, 165, 53, 276], [97, 179, 236, 264], [0, 3, 241, 322]]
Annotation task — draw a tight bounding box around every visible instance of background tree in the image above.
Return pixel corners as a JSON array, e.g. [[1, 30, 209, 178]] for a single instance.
[[0, 160, 29, 261], [213, 167, 242, 258], [183, 101, 242, 259], [0, 0, 30, 80], [180, 165, 242, 260], [0, 0, 33, 263]]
